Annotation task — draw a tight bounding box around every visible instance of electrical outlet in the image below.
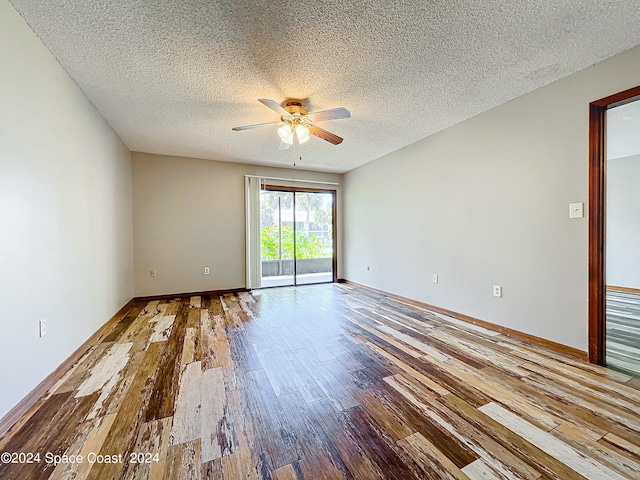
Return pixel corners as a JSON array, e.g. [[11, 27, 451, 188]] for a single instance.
[[204, 267, 210, 275], [432, 274, 438, 284], [493, 285, 502, 297], [39, 319, 47, 337], [150, 269, 157, 278]]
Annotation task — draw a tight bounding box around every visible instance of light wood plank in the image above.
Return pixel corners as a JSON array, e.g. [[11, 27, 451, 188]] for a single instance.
[[601, 432, 640, 457], [165, 439, 202, 480], [273, 464, 298, 480], [461, 459, 506, 480], [170, 361, 203, 446], [149, 315, 176, 343], [200, 367, 227, 462], [181, 327, 197, 365], [75, 342, 132, 397]]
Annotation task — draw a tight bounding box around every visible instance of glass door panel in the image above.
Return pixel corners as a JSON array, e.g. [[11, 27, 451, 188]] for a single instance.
[[260, 191, 295, 287], [605, 98, 640, 376], [294, 192, 334, 285]]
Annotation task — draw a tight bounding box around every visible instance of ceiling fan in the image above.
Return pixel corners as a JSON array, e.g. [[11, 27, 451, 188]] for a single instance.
[[232, 98, 350, 150]]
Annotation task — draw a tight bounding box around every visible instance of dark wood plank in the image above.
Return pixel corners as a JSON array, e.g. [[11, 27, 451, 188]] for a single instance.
[[144, 302, 189, 422]]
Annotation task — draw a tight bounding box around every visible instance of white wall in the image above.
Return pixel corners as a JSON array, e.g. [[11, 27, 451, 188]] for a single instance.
[[132, 152, 342, 297], [344, 45, 640, 351], [607, 154, 640, 290], [0, 1, 133, 419]]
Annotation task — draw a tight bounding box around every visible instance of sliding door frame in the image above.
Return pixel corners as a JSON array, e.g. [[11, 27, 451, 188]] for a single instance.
[[588, 85, 640, 365], [264, 185, 338, 285]]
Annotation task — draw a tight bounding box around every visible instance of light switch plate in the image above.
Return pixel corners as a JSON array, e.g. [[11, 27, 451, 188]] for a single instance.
[[569, 202, 584, 219]]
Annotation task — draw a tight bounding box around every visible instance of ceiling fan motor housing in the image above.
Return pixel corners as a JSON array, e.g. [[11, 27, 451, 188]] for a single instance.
[[283, 99, 307, 116]]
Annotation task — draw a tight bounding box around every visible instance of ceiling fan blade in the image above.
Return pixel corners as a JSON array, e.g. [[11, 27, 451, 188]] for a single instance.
[[258, 98, 290, 116], [308, 125, 343, 145], [307, 107, 351, 123], [232, 121, 279, 131], [278, 141, 290, 150]]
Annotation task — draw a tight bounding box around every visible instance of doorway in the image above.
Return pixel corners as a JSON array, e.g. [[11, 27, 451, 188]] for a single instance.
[[589, 85, 640, 373], [259, 187, 336, 287]]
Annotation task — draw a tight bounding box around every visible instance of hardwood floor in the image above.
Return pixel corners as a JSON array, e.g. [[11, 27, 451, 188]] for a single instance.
[[607, 288, 640, 376], [2, 283, 640, 479]]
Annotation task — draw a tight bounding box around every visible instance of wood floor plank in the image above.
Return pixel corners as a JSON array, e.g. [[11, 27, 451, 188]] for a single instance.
[[68, 412, 118, 480], [50, 341, 114, 395], [461, 458, 506, 480], [343, 405, 421, 479], [278, 391, 351, 478], [397, 431, 471, 480], [252, 341, 297, 396], [358, 391, 415, 441], [273, 463, 299, 480], [102, 304, 145, 343], [220, 387, 264, 479], [362, 338, 450, 396], [164, 439, 202, 480], [600, 432, 640, 459], [170, 361, 203, 446], [200, 367, 228, 462], [180, 327, 197, 365], [145, 417, 173, 480], [149, 315, 177, 343], [242, 368, 303, 470], [201, 458, 224, 479], [190, 296, 202, 309], [144, 304, 189, 422], [308, 398, 386, 479], [45, 345, 99, 397], [149, 302, 170, 323]]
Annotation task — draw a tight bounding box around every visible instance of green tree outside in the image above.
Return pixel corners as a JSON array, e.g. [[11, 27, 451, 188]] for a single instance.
[[261, 224, 328, 260]]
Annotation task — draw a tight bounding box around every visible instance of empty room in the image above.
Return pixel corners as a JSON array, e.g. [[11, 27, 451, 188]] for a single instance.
[[2, 0, 640, 479]]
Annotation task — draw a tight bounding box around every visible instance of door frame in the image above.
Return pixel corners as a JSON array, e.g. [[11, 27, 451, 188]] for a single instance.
[[588, 85, 640, 365], [263, 185, 338, 285]]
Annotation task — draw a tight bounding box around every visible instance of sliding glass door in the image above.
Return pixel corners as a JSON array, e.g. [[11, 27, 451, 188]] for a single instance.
[[260, 188, 335, 287], [294, 192, 334, 285]]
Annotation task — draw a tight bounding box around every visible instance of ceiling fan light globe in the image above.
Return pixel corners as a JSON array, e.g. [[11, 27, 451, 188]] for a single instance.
[[277, 124, 293, 141], [296, 125, 310, 143]]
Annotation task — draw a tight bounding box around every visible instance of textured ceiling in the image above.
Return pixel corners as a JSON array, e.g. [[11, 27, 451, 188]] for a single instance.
[[9, 0, 640, 173], [608, 99, 640, 160]]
